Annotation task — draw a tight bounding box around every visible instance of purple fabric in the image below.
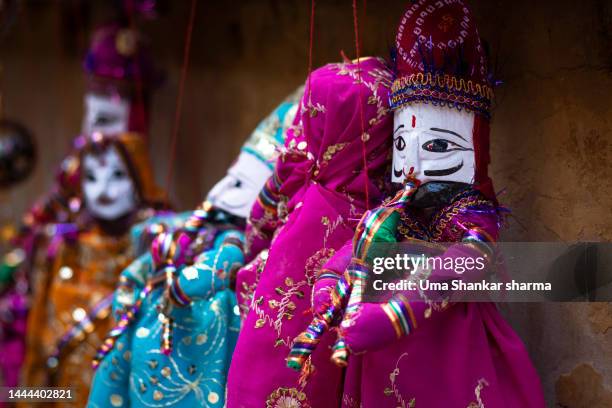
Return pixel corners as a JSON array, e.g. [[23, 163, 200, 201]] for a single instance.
[[342, 303, 545, 408], [227, 57, 394, 407], [313, 199, 545, 407], [236, 133, 308, 320], [83, 23, 159, 84], [0, 290, 27, 388]]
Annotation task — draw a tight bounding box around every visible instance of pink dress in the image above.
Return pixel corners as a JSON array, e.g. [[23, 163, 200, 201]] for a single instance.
[[300, 187, 546, 407], [227, 57, 394, 407]]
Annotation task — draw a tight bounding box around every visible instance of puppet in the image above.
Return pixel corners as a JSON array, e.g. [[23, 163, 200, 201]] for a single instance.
[[87, 89, 301, 408], [227, 57, 394, 407], [289, 1, 546, 406]]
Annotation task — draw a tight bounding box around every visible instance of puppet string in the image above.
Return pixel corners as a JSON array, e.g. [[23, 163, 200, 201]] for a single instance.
[[164, 0, 198, 197], [304, 0, 316, 154], [352, 0, 369, 210]]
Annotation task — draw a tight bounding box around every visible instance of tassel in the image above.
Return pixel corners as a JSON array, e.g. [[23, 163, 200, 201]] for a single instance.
[[330, 339, 349, 367], [298, 357, 315, 388], [286, 276, 351, 371]]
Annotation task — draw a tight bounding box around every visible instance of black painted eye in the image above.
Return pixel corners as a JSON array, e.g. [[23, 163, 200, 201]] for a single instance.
[[94, 113, 118, 126], [234, 180, 242, 188], [85, 171, 96, 182], [112, 169, 127, 179], [394, 136, 406, 151], [422, 138, 472, 153], [423, 139, 449, 152]]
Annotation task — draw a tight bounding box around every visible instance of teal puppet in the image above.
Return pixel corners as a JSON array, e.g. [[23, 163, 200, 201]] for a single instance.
[[87, 88, 302, 407]]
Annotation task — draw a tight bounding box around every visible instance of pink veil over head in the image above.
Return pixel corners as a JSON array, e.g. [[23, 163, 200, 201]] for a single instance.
[[228, 56, 395, 407]]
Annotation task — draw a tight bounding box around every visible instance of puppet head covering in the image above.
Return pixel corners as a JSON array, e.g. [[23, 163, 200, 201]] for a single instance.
[[391, 0, 496, 199], [390, 0, 493, 117], [246, 57, 394, 256], [241, 87, 303, 170], [279, 57, 394, 209], [227, 57, 394, 407], [83, 24, 161, 133], [83, 23, 160, 89]]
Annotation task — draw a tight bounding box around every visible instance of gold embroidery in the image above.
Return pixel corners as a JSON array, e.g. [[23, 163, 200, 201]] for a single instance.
[[342, 394, 363, 408], [319, 142, 349, 168], [239, 251, 269, 320], [266, 387, 311, 408], [391, 73, 494, 101], [248, 207, 345, 351], [250, 280, 299, 346], [467, 378, 489, 408], [302, 95, 326, 118], [329, 58, 392, 129], [384, 353, 416, 407], [304, 248, 336, 286], [430, 195, 493, 241]]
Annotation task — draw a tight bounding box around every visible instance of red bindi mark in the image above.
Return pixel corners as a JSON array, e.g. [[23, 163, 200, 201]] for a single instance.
[[411, 115, 416, 128]]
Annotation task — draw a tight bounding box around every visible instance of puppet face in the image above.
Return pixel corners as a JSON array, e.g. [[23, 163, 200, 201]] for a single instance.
[[206, 151, 272, 219], [83, 93, 130, 134], [82, 145, 137, 220], [392, 104, 475, 185]]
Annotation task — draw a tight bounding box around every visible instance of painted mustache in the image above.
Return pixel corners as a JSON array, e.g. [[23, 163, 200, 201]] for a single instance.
[[424, 161, 464, 177], [394, 162, 463, 178]]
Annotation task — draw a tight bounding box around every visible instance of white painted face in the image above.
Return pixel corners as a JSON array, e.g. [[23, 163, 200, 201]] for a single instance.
[[82, 145, 138, 220], [83, 93, 130, 134], [206, 151, 273, 219], [392, 104, 476, 185]]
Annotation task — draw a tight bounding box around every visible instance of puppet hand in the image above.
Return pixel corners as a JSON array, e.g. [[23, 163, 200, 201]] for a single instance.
[[287, 272, 351, 371], [337, 297, 409, 356]]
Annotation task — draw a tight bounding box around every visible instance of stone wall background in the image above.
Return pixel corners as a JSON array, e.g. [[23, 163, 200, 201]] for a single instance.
[[1, 1, 611, 406]]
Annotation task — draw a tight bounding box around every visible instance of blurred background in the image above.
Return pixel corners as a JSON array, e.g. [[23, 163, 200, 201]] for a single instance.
[[0, 0, 611, 406]]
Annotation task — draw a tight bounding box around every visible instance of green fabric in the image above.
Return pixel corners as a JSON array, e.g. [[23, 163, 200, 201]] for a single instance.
[[364, 211, 400, 265], [373, 212, 400, 244], [0, 263, 14, 284], [0, 258, 20, 284]]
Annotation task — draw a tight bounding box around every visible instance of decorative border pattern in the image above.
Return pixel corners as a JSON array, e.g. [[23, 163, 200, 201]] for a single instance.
[[390, 73, 493, 117]]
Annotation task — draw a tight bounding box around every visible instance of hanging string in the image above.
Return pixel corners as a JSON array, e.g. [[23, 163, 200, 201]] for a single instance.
[[308, 0, 315, 96], [307, 0, 316, 81], [352, 0, 370, 210], [304, 0, 316, 146], [164, 0, 198, 197]]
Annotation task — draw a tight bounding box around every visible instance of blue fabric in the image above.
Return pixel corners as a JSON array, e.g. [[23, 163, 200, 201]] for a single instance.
[[88, 228, 244, 408], [129, 211, 192, 257], [240, 99, 297, 169]]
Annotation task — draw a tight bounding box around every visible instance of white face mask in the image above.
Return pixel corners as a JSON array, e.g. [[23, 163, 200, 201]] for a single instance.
[[82, 145, 137, 220], [206, 151, 273, 219], [83, 93, 130, 135], [392, 104, 475, 185]]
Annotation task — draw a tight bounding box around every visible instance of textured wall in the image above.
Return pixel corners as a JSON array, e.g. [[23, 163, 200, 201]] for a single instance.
[[1, 1, 611, 406], [476, 1, 612, 406]]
